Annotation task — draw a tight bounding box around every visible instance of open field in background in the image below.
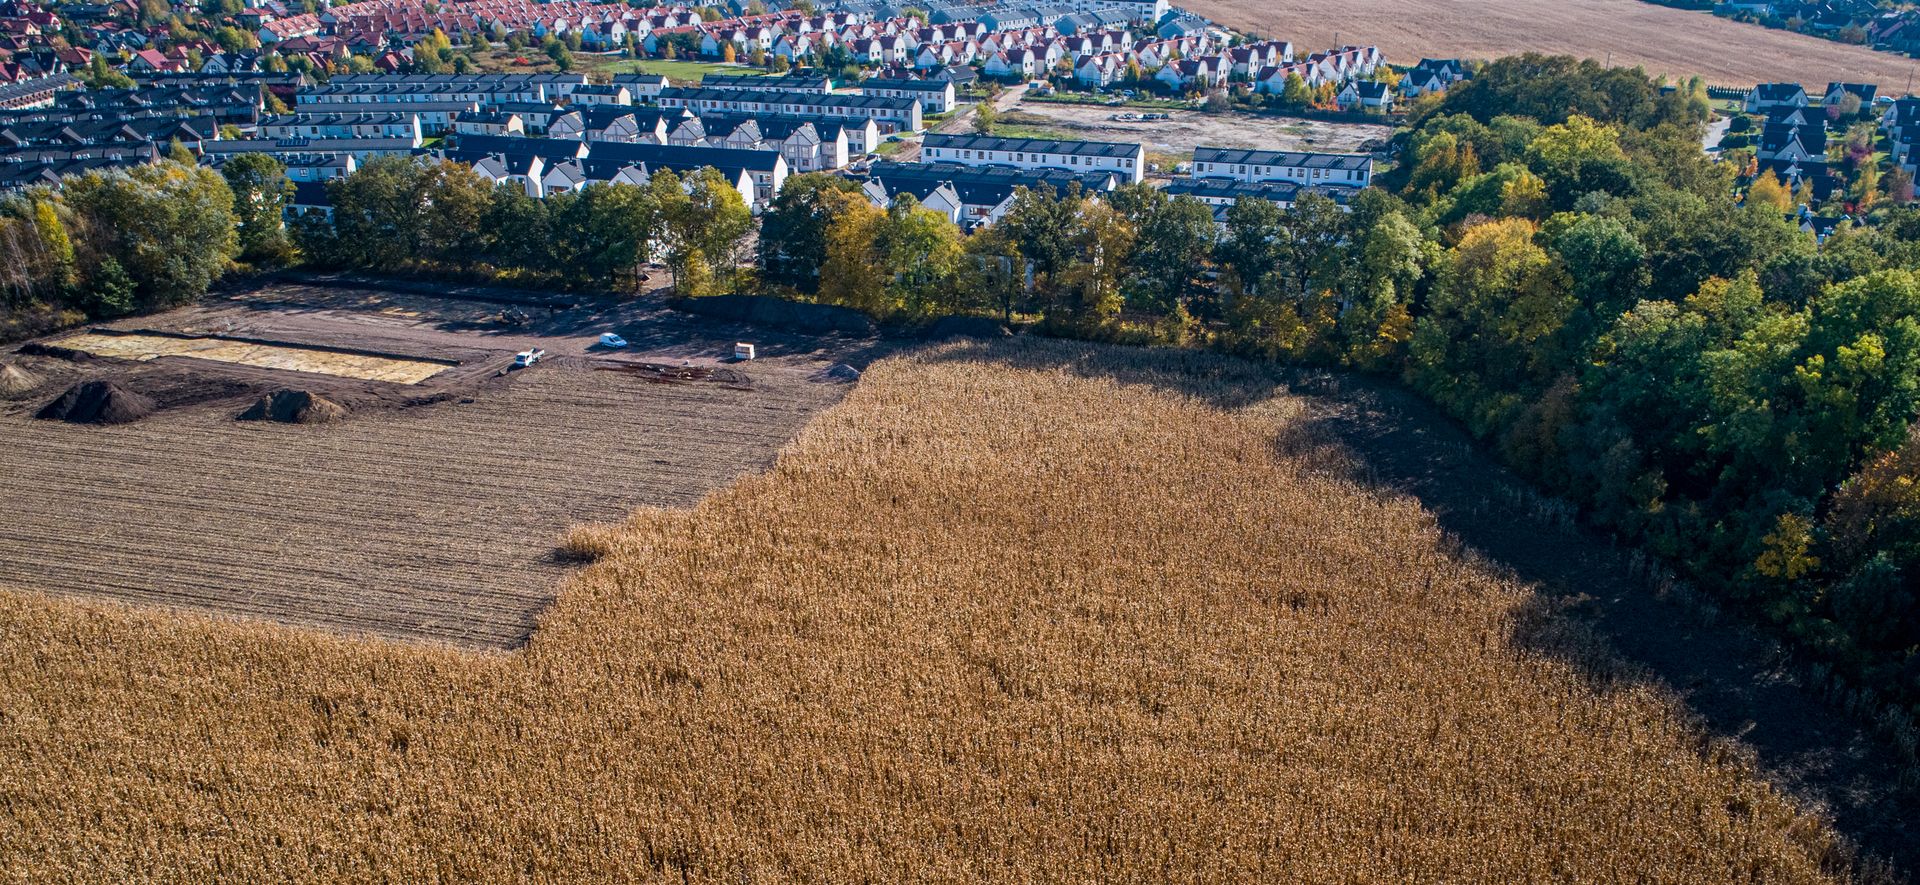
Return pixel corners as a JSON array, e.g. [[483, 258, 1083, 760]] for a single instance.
[[0, 338, 1891, 880], [1190, 0, 1920, 89], [0, 284, 868, 646]]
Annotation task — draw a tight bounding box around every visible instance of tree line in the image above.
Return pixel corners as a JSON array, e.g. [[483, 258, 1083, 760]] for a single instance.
[[292, 155, 753, 295], [755, 54, 1920, 722], [0, 153, 237, 339]]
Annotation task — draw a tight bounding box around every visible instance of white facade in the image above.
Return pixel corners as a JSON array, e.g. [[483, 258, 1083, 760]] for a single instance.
[[1191, 147, 1372, 188], [919, 134, 1145, 184]]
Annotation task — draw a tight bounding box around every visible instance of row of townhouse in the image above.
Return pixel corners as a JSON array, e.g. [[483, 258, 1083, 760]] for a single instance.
[[0, 69, 71, 109], [196, 134, 423, 169], [1050, 32, 1262, 89], [646, 11, 910, 60], [441, 132, 788, 207], [302, 74, 591, 109], [858, 77, 957, 114], [259, 111, 423, 143], [1883, 96, 1920, 186], [255, 0, 874, 57], [0, 112, 217, 148], [676, 110, 881, 155], [701, 72, 837, 94], [761, 16, 1140, 72], [960, 0, 1166, 32], [651, 87, 924, 134], [1191, 146, 1373, 189], [1238, 45, 1386, 95], [861, 159, 1120, 228], [0, 147, 160, 192], [918, 132, 1146, 184], [687, 113, 857, 172], [459, 102, 866, 171], [7, 81, 258, 124], [301, 99, 474, 132], [1162, 177, 1355, 222]]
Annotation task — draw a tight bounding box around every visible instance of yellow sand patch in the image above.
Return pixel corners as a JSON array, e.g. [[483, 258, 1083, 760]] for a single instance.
[[55, 333, 451, 384]]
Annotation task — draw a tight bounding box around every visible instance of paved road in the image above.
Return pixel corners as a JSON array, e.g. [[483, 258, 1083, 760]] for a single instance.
[[1703, 113, 1731, 154]]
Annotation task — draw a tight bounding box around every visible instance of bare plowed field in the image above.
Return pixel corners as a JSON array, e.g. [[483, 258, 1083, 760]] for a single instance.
[[0, 284, 866, 648], [1191, 0, 1920, 89]]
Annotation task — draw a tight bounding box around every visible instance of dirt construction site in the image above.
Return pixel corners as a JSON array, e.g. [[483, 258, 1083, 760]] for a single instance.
[[0, 280, 878, 648], [1010, 98, 1393, 157]]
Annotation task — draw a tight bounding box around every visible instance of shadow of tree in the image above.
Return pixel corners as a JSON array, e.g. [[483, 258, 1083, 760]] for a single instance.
[[928, 335, 1919, 875]]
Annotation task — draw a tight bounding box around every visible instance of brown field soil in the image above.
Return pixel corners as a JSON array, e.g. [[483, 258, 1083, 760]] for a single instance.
[[0, 338, 1886, 881], [1190, 0, 1920, 90], [53, 331, 456, 384], [0, 283, 870, 647], [1011, 98, 1392, 156]]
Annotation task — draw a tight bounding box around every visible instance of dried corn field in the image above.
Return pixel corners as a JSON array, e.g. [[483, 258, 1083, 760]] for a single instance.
[[0, 339, 1868, 881], [0, 367, 843, 647]]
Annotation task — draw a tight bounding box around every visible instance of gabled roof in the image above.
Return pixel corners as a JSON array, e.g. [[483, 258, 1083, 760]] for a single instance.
[[923, 132, 1141, 158], [589, 139, 784, 173], [1751, 82, 1808, 101], [447, 132, 588, 160], [861, 77, 951, 92], [1193, 146, 1371, 171], [863, 159, 1115, 208]]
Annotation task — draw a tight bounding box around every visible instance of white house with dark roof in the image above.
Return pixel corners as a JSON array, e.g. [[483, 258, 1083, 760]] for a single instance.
[[570, 84, 632, 107], [258, 111, 423, 143], [1192, 146, 1372, 188], [860, 77, 956, 114], [919, 133, 1145, 183], [1757, 121, 1827, 163], [1746, 82, 1809, 114], [453, 109, 524, 137], [1337, 80, 1392, 111], [862, 159, 1118, 228], [1162, 177, 1354, 220], [1823, 81, 1875, 109], [610, 73, 670, 99]]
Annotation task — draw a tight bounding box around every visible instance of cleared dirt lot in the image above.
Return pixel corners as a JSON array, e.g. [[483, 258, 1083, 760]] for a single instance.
[[1191, 0, 1920, 89], [1012, 100, 1391, 156], [0, 283, 870, 648]]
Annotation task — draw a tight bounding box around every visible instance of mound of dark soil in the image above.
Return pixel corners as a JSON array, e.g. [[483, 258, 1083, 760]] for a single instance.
[[16, 341, 89, 361], [819, 363, 862, 383], [239, 389, 348, 424], [0, 362, 40, 396], [924, 315, 1012, 340], [37, 380, 156, 425]]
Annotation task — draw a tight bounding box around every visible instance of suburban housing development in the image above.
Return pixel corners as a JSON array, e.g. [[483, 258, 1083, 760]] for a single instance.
[[0, 0, 1411, 210]]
